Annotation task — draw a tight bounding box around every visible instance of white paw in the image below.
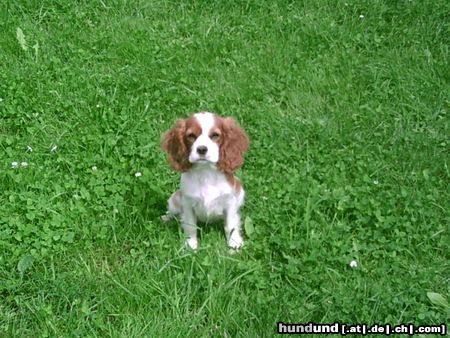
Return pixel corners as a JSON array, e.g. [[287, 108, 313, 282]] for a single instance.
[[161, 211, 177, 222], [186, 237, 198, 250], [228, 231, 244, 249], [161, 214, 172, 222]]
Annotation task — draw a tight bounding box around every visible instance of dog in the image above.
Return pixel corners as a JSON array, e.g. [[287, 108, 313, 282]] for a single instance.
[[161, 112, 249, 250]]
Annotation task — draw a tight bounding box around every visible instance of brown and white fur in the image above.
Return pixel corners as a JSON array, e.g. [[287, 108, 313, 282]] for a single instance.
[[161, 112, 249, 250]]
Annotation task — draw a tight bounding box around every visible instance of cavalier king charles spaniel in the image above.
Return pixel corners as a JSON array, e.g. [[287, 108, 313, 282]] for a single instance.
[[161, 112, 249, 250]]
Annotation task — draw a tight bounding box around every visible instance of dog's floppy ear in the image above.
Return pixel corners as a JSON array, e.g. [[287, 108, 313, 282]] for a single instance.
[[217, 117, 249, 174], [162, 119, 192, 172]]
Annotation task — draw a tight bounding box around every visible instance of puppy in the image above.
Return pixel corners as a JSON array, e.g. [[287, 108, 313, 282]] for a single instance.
[[161, 112, 249, 250]]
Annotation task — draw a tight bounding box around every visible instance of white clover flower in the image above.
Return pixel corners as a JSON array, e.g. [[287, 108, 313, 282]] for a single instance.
[[373, 180, 379, 185], [50, 145, 58, 152], [135, 172, 142, 177], [349, 260, 358, 268], [92, 166, 98, 171], [26, 146, 33, 152], [359, 15, 365, 19], [11, 161, 19, 169], [20, 162, 28, 168]]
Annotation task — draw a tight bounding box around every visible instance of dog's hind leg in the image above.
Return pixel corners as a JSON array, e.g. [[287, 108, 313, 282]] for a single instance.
[[161, 190, 182, 222]]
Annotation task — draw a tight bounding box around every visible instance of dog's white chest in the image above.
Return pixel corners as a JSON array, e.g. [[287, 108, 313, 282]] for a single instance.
[[181, 170, 234, 221]]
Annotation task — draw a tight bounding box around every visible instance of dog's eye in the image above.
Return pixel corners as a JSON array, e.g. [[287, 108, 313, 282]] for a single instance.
[[187, 133, 196, 142], [210, 132, 220, 141]]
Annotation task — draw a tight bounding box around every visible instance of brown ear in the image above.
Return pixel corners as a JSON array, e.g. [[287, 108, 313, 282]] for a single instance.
[[218, 117, 249, 174], [161, 119, 191, 172]]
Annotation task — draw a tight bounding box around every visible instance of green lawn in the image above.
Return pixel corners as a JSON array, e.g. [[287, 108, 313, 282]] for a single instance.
[[1, 0, 448, 336]]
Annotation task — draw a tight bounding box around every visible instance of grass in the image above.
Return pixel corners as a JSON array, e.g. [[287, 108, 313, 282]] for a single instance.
[[1, 0, 449, 336]]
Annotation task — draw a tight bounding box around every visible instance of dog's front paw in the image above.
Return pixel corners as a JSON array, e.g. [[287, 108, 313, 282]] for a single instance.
[[186, 237, 198, 250], [228, 231, 244, 249]]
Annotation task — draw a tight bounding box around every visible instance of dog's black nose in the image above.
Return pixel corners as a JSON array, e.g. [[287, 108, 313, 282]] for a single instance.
[[197, 146, 208, 155]]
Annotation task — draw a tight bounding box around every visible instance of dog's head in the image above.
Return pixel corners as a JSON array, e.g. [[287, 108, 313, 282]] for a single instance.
[[162, 112, 249, 174]]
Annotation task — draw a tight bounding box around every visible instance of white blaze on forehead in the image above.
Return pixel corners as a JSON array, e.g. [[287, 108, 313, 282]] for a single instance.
[[194, 112, 215, 135], [189, 112, 220, 164]]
